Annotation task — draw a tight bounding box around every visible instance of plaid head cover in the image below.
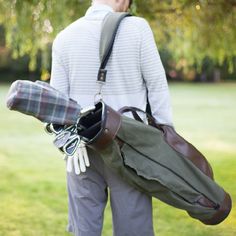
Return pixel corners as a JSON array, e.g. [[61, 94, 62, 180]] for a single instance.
[[6, 80, 81, 125]]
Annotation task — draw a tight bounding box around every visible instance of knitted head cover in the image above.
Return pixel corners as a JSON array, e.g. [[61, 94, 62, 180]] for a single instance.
[[6, 80, 81, 125]]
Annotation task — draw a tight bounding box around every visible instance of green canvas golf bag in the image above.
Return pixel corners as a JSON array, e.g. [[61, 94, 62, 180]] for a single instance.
[[76, 12, 232, 225]]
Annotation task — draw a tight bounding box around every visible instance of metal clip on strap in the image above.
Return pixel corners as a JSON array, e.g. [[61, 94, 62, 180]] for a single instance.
[[97, 69, 107, 83]]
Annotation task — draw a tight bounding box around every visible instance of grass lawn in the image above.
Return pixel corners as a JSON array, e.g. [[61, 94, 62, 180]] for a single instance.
[[0, 82, 235, 236]]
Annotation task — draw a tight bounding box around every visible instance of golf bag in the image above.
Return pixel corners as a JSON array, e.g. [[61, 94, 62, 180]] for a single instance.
[[76, 101, 231, 225]]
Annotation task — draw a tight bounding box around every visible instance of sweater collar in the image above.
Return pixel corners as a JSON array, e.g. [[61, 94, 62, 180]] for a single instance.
[[85, 3, 114, 19]]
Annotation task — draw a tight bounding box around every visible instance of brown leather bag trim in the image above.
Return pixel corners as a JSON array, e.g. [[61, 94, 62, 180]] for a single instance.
[[200, 193, 232, 225], [90, 105, 122, 151], [197, 196, 219, 209]]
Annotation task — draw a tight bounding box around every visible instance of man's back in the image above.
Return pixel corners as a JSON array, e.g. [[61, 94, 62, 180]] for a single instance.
[[50, 2, 172, 236], [51, 3, 172, 125]]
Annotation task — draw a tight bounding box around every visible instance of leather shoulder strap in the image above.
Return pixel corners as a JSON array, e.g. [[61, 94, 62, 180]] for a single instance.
[[97, 12, 131, 82]]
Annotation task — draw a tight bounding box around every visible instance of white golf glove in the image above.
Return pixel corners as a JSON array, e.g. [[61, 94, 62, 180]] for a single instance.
[[64, 141, 90, 175]]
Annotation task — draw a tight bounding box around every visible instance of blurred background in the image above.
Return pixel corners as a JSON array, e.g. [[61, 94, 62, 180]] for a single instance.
[[0, 0, 235, 235]]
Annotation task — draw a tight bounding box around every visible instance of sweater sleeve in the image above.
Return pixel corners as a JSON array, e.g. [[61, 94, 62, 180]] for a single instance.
[[140, 19, 173, 126], [50, 35, 69, 96]]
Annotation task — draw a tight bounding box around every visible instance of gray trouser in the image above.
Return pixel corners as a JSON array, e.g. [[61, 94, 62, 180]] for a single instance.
[[66, 147, 155, 236]]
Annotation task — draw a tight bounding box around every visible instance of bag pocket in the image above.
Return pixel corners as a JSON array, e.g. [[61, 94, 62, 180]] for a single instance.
[[120, 142, 218, 209]]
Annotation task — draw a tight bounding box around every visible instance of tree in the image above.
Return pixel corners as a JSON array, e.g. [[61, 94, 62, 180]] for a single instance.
[[0, 0, 90, 79], [137, 0, 236, 74], [0, 0, 235, 79]]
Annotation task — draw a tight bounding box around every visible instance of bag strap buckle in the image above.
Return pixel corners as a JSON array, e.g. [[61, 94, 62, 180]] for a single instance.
[[97, 69, 107, 83]]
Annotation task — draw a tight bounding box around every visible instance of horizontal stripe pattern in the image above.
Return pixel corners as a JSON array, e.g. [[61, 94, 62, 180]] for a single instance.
[[50, 4, 173, 125]]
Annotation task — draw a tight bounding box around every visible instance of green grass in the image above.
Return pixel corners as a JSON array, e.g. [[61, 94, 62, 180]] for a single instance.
[[0, 82, 236, 236]]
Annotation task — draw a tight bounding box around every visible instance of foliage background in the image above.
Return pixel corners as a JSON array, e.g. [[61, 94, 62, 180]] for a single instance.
[[0, 0, 235, 81]]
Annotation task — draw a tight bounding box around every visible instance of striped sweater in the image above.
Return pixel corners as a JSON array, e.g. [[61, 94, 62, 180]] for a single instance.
[[50, 3, 173, 126]]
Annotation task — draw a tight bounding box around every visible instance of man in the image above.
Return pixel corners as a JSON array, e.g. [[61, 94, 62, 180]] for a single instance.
[[50, 0, 173, 235]]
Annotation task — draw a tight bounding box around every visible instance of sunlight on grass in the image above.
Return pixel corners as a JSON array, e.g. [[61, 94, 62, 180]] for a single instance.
[[0, 83, 236, 235]]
